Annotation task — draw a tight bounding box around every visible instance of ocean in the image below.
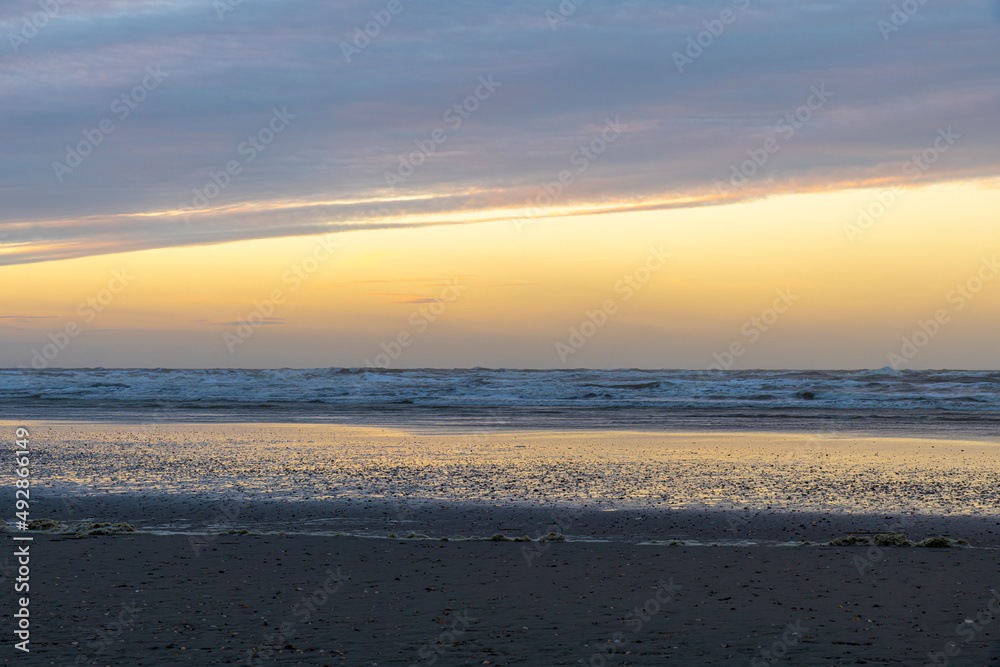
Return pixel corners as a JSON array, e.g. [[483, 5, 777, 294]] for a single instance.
[[3, 367, 999, 436]]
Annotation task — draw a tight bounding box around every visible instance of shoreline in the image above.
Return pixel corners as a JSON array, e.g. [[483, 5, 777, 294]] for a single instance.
[[21, 493, 1000, 548], [5, 406, 1000, 441]]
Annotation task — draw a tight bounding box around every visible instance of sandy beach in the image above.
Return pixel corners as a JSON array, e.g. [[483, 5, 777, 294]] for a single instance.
[[7, 532, 1000, 666], [5, 422, 1000, 665]]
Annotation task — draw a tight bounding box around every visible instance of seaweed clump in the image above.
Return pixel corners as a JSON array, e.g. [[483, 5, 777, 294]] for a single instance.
[[827, 533, 969, 548], [872, 532, 913, 547], [537, 532, 566, 542], [74, 522, 136, 536], [915, 536, 969, 548]]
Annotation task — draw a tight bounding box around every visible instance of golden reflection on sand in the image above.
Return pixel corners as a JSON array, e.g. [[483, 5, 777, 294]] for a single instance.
[[12, 422, 999, 516]]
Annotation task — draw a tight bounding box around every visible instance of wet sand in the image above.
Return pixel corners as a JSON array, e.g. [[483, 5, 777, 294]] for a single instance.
[[17, 422, 1000, 518], [7, 533, 1000, 666], [21, 492, 1000, 547]]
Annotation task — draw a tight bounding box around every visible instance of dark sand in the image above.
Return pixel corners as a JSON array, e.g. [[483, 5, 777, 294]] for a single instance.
[[20, 492, 1000, 547], [7, 532, 1000, 666]]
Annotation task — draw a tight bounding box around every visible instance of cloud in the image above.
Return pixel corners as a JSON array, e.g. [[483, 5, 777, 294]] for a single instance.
[[356, 290, 459, 304], [480, 282, 538, 288], [214, 317, 286, 326], [390, 298, 454, 305], [2, 0, 998, 264], [326, 277, 474, 287]]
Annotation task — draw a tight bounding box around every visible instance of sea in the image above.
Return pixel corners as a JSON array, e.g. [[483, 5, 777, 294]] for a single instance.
[[2, 367, 999, 437]]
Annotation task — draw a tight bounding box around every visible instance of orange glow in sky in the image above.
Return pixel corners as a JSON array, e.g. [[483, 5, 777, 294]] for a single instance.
[[3, 178, 998, 369]]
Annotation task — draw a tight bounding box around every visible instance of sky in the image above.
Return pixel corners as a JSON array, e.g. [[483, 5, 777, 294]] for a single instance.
[[1, 0, 999, 369]]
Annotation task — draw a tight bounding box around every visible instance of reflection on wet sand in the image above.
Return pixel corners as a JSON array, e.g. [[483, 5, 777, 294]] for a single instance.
[[18, 422, 1000, 518]]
